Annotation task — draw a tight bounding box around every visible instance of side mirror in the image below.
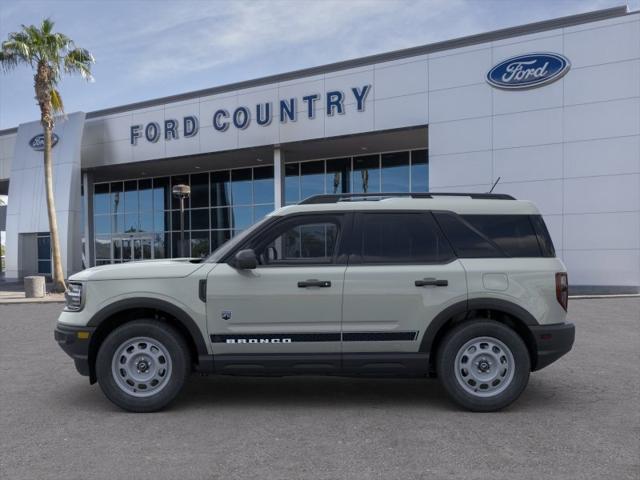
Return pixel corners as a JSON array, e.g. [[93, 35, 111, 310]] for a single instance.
[[233, 249, 257, 270]]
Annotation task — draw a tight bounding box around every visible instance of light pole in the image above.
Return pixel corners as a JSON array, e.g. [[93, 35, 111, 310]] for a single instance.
[[172, 184, 191, 257]]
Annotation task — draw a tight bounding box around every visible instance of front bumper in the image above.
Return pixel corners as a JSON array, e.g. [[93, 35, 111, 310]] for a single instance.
[[54, 323, 95, 377], [529, 322, 575, 371]]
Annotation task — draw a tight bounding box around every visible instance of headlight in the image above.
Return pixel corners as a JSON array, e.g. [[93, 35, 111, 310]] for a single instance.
[[65, 283, 84, 311]]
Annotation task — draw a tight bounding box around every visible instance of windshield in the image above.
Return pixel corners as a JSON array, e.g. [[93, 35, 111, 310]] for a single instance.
[[204, 216, 272, 263]]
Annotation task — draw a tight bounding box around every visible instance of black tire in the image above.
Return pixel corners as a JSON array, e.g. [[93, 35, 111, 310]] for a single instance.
[[436, 319, 530, 412], [96, 320, 190, 412]]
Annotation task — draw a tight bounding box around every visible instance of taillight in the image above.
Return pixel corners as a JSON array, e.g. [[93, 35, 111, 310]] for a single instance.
[[556, 272, 568, 311]]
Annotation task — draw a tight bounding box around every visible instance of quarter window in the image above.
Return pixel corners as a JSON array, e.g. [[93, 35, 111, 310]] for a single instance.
[[434, 212, 503, 258], [358, 213, 454, 264], [435, 213, 555, 258], [462, 215, 543, 257]]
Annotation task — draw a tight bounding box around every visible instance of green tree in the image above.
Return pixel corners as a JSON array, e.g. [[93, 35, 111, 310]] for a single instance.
[[0, 19, 94, 291]]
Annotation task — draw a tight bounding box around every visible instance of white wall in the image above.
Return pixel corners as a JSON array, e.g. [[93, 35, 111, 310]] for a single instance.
[[4, 113, 85, 279], [0, 133, 16, 181], [428, 13, 640, 289]]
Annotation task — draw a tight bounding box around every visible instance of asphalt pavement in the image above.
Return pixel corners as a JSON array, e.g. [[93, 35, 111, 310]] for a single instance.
[[0, 298, 638, 480]]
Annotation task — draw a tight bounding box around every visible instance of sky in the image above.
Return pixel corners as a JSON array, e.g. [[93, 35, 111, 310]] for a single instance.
[[0, 0, 636, 130]]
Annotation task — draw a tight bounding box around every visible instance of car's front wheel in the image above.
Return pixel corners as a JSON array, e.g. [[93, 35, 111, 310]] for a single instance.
[[96, 320, 190, 412], [436, 320, 530, 412]]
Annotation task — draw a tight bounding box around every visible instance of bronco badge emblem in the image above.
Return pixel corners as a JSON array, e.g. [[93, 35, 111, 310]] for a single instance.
[[221, 311, 232, 320]]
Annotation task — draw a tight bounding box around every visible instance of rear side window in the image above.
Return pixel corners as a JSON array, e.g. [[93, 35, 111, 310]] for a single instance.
[[434, 212, 504, 258], [435, 212, 556, 258], [530, 215, 556, 257], [462, 215, 545, 257], [357, 213, 454, 264]]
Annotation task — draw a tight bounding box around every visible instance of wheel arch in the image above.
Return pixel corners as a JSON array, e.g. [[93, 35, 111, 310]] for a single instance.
[[86, 298, 209, 383], [422, 298, 539, 373]]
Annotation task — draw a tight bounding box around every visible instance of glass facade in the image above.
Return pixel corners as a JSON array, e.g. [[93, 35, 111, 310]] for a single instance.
[[92, 148, 427, 264], [93, 166, 274, 264], [284, 149, 428, 204]]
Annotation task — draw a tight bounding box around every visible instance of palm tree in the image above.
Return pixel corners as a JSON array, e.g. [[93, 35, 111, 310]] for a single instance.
[[0, 19, 94, 292]]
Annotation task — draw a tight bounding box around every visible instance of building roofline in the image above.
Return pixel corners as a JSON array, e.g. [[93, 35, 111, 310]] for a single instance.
[[0, 5, 632, 136]]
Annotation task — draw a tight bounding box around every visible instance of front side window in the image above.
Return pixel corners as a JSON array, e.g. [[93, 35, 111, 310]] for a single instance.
[[358, 213, 454, 264], [256, 217, 341, 265]]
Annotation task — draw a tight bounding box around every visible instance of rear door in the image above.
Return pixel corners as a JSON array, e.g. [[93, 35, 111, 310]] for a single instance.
[[341, 212, 467, 364]]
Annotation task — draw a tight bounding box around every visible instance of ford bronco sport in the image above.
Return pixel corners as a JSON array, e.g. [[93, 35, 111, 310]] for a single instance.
[[55, 192, 574, 412]]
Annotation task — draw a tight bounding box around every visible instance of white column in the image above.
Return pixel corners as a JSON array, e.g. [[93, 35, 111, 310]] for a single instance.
[[273, 146, 285, 209], [82, 172, 93, 268]]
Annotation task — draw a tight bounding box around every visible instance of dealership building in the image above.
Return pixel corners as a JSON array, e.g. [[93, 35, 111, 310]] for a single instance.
[[0, 6, 638, 293]]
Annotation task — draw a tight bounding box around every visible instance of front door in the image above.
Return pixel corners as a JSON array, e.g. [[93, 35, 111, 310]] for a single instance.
[[341, 212, 467, 365], [206, 214, 350, 369]]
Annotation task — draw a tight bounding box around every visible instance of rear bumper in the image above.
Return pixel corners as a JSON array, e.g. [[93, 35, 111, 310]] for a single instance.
[[54, 323, 95, 377], [529, 322, 575, 371]]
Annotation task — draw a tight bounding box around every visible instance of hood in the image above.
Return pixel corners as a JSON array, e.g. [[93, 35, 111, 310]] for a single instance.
[[69, 258, 207, 281]]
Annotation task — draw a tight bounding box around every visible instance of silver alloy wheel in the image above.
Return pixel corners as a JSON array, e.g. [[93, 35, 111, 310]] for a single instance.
[[454, 336, 515, 398], [111, 336, 172, 398]]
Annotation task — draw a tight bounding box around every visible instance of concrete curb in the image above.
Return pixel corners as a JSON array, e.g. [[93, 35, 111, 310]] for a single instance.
[[0, 295, 65, 304]]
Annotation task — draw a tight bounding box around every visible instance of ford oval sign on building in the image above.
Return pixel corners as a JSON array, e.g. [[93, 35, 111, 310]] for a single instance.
[[487, 53, 570, 90], [29, 133, 59, 151]]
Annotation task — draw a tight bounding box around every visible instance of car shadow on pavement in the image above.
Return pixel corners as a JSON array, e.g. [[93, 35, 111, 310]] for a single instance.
[[175, 375, 457, 411], [60, 374, 564, 414]]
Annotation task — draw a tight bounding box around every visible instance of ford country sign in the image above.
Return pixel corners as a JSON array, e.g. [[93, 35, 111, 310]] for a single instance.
[[130, 84, 371, 145], [29, 133, 59, 151], [487, 53, 570, 90]]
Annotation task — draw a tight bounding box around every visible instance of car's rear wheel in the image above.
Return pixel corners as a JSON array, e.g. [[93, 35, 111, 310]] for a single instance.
[[96, 320, 190, 412], [436, 319, 530, 412]]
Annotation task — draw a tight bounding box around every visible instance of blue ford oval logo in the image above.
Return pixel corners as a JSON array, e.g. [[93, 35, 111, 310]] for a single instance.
[[487, 53, 570, 90], [29, 133, 59, 151]]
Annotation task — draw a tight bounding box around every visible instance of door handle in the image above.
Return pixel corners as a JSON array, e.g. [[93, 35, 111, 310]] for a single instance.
[[415, 278, 448, 287], [298, 279, 332, 288]]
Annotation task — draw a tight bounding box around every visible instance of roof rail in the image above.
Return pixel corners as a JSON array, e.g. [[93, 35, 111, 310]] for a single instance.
[[298, 192, 516, 204]]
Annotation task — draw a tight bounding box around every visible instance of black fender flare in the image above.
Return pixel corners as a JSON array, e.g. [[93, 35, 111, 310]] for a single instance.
[[419, 298, 539, 353], [87, 297, 209, 357]]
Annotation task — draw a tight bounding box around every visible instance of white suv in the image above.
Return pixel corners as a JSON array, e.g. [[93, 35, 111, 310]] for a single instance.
[[55, 193, 574, 412]]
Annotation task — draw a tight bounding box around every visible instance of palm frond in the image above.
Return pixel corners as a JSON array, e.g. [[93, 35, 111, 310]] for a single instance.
[[41, 18, 54, 35], [64, 47, 94, 81], [50, 88, 64, 114], [0, 50, 19, 70], [2, 35, 33, 62], [21, 24, 43, 56]]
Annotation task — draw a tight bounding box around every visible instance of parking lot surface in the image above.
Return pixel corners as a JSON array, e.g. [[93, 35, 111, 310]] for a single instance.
[[0, 298, 638, 480]]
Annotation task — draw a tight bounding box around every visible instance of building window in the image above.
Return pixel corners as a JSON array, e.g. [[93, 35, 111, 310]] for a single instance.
[[37, 232, 51, 274], [91, 149, 426, 265], [411, 149, 428, 192], [381, 151, 410, 192], [326, 158, 350, 195], [284, 148, 429, 203], [92, 164, 275, 264]]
